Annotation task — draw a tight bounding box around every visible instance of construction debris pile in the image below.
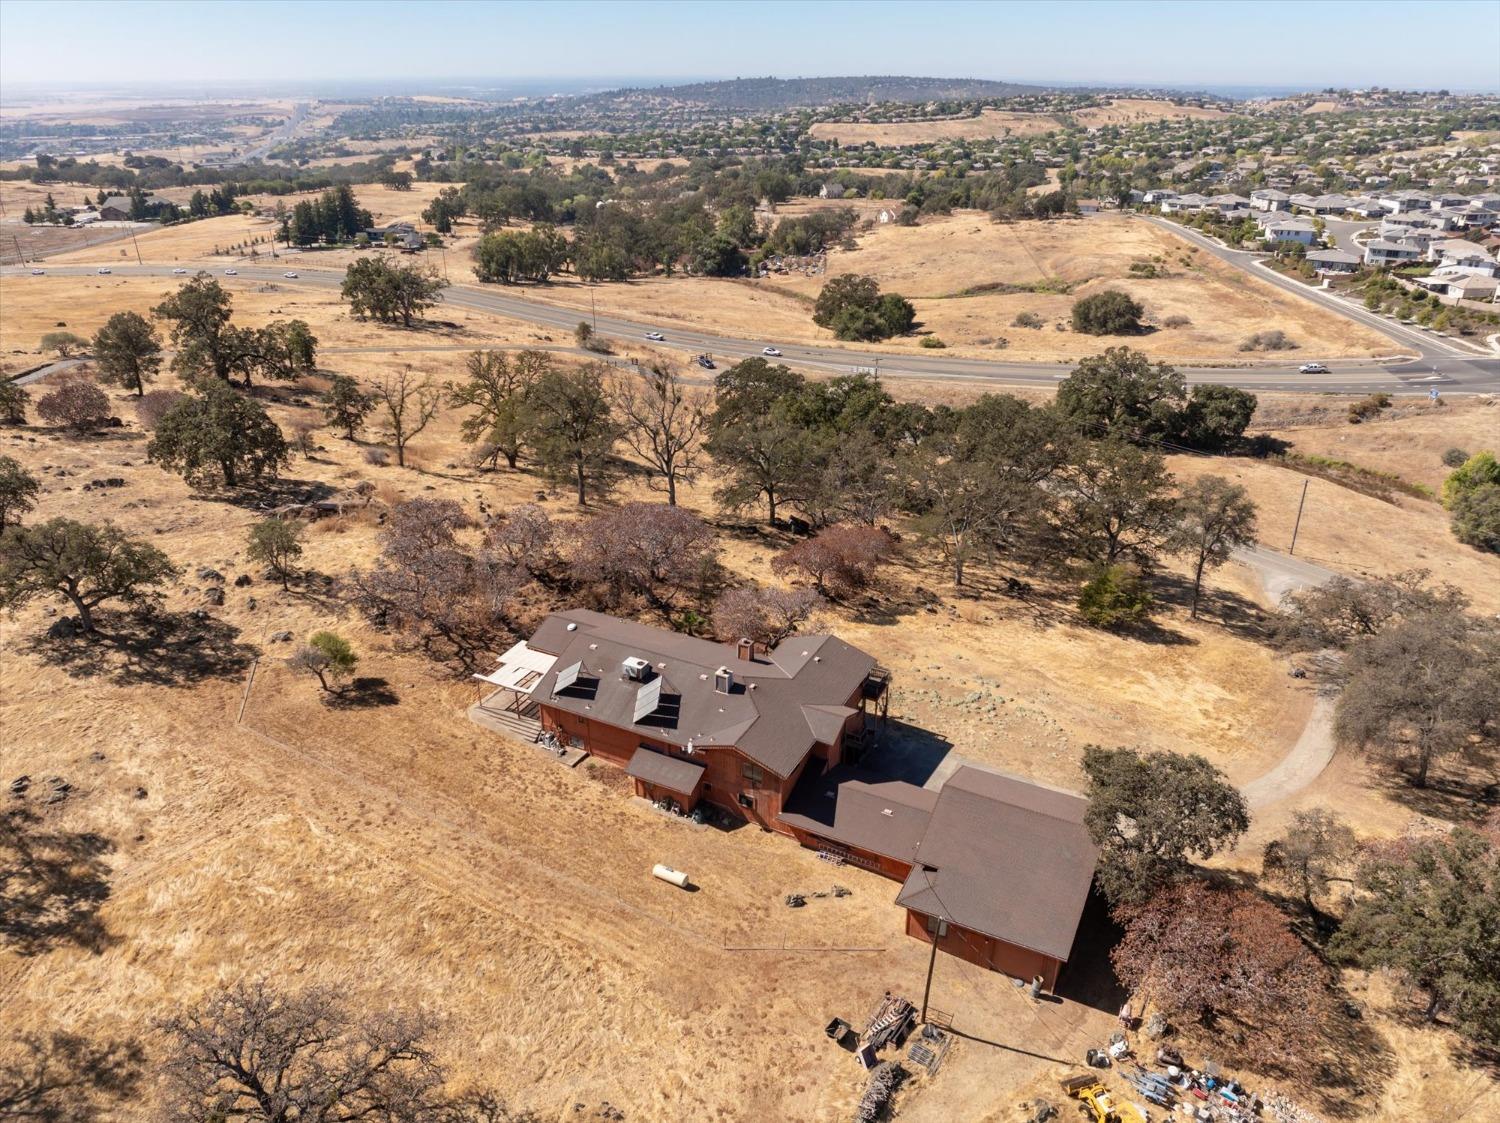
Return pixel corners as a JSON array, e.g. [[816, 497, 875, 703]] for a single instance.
[[853, 1060, 906, 1123], [785, 885, 852, 907]]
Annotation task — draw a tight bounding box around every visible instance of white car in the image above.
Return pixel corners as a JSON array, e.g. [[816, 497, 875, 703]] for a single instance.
[[644, 331, 665, 342], [172, 267, 188, 274], [224, 268, 238, 276], [283, 271, 298, 278], [96, 267, 112, 275], [762, 346, 782, 357], [1298, 362, 1329, 374], [29, 268, 44, 275]]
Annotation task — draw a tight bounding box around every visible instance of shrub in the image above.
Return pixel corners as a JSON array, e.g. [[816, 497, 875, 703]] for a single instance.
[[1441, 447, 1470, 469], [918, 336, 947, 349], [36, 373, 111, 432], [1347, 392, 1391, 424], [1451, 483, 1500, 553], [1238, 330, 1298, 352], [363, 447, 391, 466], [39, 331, 89, 357], [1012, 311, 1044, 329], [1071, 290, 1144, 335], [1162, 314, 1192, 329], [1442, 451, 1500, 508], [1078, 564, 1154, 629], [1128, 262, 1161, 278], [813, 274, 915, 341], [135, 388, 187, 429], [0, 380, 30, 425], [771, 525, 895, 597]]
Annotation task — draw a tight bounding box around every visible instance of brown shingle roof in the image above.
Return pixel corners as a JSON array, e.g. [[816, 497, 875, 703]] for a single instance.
[[779, 765, 937, 863], [625, 746, 705, 794], [895, 767, 1097, 963], [528, 610, 876, 777]]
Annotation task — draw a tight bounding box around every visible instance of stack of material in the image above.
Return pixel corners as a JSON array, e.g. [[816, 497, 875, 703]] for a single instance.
[[862, 993, 915, 1051], [853, 1061, 906, 1123], [1264, 1093, 1324, 1123]]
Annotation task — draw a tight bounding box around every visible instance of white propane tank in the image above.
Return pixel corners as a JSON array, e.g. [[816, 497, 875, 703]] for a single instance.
[[652, 864, 690, 889]]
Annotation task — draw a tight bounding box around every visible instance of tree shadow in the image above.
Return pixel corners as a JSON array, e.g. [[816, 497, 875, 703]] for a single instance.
[[1368, 754, 1499, 826], [326, 677, 400, 709], [0, 1029, 145, 1120], [1309, 977, 1398, 1119], [1148, 570, 1271, 643], [196, 477, 336, 513], [0, 806, 117, 957], [21, 609, 259, 687]]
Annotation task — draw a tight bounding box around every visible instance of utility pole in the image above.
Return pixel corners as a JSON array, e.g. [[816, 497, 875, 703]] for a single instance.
[[591, 286, 597, 332], [1288, 478, 1309, 556], [920, 915, 947, 1023], [130, 230, 143, 266]]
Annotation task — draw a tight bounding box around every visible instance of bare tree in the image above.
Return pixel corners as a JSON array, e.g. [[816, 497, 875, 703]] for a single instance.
[[374, 367, 441, 468], [568, 503, 716, 618], [36, 373, 111, 434], [712, 585, 823, 648], [485, 503, 554, 574], [157, 980, 449, 1122], [615, 363, 708, 505]]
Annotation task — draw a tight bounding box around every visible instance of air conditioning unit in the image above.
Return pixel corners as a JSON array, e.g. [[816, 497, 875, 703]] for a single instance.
[[622, 656, 651, 681], [714, 666, 733, 694]]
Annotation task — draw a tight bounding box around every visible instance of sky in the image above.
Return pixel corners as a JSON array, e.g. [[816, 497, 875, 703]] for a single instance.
[[2, 0, 1498, 94]]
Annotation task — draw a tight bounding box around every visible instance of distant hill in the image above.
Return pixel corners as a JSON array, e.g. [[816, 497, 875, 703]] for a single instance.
[[591, 75, 1063, 111]]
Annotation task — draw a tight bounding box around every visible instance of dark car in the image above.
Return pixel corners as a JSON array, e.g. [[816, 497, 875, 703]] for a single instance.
[[696, 354, 715, 369]]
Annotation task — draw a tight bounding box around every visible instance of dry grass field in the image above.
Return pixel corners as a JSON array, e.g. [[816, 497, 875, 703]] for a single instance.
[[1072, 97, 1231, 127], [807, 108, 1064, 145], [1, 269, 1496, 1120], [510, 212, 1393, 362]]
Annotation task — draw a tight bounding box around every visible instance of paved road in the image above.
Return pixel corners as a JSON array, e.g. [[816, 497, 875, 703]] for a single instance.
[[8, 260, 1500, 394], [10, 356, 88, 385]]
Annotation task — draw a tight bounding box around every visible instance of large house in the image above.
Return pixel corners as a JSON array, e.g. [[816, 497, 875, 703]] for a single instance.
[[476, 610, 1097, 990]]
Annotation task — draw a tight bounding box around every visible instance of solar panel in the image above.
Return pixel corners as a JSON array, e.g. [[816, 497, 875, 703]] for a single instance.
[[633, 676, 663, 723], [552, 660, 581, 695]]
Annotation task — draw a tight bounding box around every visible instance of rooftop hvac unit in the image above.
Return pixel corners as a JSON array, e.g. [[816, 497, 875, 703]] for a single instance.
[[622, 656, 651, 681], [714, 666, 733, 694]]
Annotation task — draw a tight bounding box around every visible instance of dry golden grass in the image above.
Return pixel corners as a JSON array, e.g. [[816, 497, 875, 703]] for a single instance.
[[807, 108, 1062, 145], [510, 212, 1393, 362], [2, 275, 1497, 1120], [1072, 98, 1230, 127]]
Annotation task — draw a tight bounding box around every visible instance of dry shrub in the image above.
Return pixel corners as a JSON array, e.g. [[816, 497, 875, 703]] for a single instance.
[[363, 447, 391, 467], [771, 525, 896, 597], [135, 389, 188, 429], [37, 373, 111, 433]]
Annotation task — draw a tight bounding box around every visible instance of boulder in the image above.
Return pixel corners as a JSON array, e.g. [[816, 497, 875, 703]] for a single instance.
[[233, 574, 252, 587], [203, 586, 225, 606]]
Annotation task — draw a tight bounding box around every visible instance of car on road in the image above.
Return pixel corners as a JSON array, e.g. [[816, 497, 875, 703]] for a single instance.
[[1298, 362, 1329, 374], [696, 355, 715, 369], [96, 267, 111, 274], [29, 268, 44, 275], [762, 346, 782, 356], [171, 267, 188, 274], [283, 271, 298, 278], [224, 268, 238, 276], [644, 331, 665, 341]]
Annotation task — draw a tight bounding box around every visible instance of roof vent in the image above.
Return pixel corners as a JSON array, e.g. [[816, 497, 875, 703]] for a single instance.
[[566, 622, 578, 632], [714, 666, 733, 695], [881, 808, 894, 817]]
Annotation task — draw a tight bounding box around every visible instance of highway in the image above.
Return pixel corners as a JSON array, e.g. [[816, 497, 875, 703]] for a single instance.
[[7, 260, 1500, 395]]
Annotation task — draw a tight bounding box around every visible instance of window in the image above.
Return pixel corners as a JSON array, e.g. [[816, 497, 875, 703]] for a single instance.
[[738, 793, 755, 809], [741, 762, 764, 786]]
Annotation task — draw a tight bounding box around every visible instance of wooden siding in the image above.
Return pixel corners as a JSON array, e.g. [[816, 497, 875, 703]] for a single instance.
[[904, 910, 1063, 992]]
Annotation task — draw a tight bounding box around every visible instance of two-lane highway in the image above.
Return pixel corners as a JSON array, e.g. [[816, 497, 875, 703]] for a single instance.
[[7, 261, 1499, 394]]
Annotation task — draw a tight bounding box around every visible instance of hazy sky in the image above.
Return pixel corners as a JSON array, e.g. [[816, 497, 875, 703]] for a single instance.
[[3, 0, 1498, 92]]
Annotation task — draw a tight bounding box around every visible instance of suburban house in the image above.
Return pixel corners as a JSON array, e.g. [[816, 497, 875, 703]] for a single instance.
[[1306, 248, 1361, 274], [818, 182, 846, 200], [1263, 217, 1318, 245], [473, 610, 1098, 991], [1160, 192, 1207, 214], [1250, 188, 1290, 211], [1416, 269, 1500, 303], [98, 193, 164, 221], [1364, 238, 1424, 267], [1429, 239, 1500, 276], [1379, 189, 1434, 214]]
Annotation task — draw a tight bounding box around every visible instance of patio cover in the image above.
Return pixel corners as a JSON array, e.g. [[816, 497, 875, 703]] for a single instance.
[[472, 641, 558, 694]]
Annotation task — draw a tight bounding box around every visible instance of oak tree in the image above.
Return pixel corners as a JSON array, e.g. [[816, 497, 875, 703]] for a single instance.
[[0, 518, 178, 633], [91, 311, 161, 396]]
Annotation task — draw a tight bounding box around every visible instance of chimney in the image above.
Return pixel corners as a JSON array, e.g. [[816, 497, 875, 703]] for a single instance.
[[736, 637, 755, 662]]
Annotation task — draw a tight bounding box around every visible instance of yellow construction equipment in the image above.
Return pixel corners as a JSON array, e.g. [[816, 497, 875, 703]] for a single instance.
[[1059, 1074, 1149, 1123]]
